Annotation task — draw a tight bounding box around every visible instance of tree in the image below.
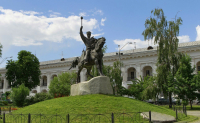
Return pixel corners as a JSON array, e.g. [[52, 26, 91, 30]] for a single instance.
[[10, 83, 30, 107], [5, 50, 41, 90], [174, 54, 200, 109], [142, 8, 182, 108], [127, 76, 158, 100], [49, 72, 77, 97], [109, 61, 123, 95]]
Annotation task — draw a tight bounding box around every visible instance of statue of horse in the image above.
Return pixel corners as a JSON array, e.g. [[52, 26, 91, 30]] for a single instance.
[[69, 37, 106, 83]]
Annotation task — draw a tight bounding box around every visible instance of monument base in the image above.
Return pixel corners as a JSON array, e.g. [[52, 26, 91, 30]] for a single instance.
[[70, 76, 113, 96]]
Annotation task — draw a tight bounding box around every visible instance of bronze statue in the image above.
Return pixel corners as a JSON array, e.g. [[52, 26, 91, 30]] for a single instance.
[[69, 17, 106, 83]]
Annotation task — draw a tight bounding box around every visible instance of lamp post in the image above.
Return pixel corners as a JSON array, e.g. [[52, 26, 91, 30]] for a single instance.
[[116, 42, 132, 71], [0, 56, 12, 65]]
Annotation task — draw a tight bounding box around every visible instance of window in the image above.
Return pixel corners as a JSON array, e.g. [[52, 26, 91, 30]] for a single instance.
[[198, 66, 200, 71], [146, 70, 150, 76], [131, 72, 134, 79]]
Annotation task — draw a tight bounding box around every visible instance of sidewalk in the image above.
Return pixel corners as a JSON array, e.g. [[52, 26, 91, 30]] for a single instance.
[[141, 112, 176, 123], [188, 111, 200, 123]]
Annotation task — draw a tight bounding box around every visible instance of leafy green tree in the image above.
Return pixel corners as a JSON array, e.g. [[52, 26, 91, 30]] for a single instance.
[[5, 50, 41, 90], [142, 8, 182, 108], [110, 61, 123, 95], [10, 83, 30, 107], [49, 72, 77, 97], [174, 54, 200, 109], [127, 76, 158, 100]]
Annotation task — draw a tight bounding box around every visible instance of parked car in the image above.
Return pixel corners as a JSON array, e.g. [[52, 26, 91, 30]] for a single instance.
[[145, 99, 155, 104], [155, 98, 176, 105]]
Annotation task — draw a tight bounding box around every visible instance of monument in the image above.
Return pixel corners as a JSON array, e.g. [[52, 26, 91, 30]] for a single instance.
[[69, 17, 113, 96]]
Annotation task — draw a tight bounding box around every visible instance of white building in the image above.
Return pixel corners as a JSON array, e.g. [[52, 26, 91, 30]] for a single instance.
[[0, 41, 200, 95]]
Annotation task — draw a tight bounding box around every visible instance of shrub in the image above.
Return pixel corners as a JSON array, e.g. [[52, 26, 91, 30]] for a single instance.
[[24, 96, 35, 106], [2, 101, 8, 105], [49, 72, 76, 97], [33, 92, 53, 103], [24, 92, 53, 106], [10, 84, 30, 107]]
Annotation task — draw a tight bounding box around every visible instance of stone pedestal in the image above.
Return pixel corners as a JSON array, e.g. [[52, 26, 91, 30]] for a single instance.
[[70, 76, 113, 96]]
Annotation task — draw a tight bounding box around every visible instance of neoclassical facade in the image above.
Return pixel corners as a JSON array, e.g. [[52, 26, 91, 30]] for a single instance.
[[0, 41, 200, 95]]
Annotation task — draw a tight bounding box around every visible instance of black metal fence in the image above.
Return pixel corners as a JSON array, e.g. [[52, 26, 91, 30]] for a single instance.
[[0, 105, 187, 123], [172, 104, 187, 120], [1, 112, 150, 123]]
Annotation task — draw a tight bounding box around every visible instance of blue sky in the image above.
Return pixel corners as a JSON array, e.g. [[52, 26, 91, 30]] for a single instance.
[[0, 0, 200, 68]]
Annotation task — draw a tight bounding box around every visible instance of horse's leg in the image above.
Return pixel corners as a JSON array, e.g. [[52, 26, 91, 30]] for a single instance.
[[87, 67, 94, 78], [95, 59, 103, 76], [99, 59, 105, 76], [77, 67, 83, 83]]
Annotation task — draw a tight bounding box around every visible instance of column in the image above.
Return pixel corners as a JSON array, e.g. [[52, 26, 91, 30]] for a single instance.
[[47, 74, 51, 91], [121, 67, 127, 82], [152, 65, 157, 75], [3, 78, 7, 93], [37, 78, 42, 93], [136, 65, 142, 80]]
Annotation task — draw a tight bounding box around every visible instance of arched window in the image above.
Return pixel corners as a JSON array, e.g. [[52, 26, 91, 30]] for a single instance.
[[127, 67, 136, 81]]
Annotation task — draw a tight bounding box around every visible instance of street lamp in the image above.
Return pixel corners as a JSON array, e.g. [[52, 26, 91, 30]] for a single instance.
[[116, 42, 132, 71], [0, 56, 12, 65]]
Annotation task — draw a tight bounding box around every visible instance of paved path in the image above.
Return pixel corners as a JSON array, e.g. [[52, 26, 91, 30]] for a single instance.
[[142, 112, 176, 123], [187, 111, 200, 123]]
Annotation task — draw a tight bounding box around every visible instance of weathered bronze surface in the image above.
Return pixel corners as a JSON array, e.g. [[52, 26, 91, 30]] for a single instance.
[[69, 17, 106, 83]]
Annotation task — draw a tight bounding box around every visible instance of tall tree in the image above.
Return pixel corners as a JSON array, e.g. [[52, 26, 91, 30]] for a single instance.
[[174, 54, 200, 109], [142, 8, 182, 108], [5, 50, 41, 90]]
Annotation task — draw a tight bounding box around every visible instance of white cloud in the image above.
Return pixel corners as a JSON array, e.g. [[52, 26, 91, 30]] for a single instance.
[[95, 10, 103, 15], [178, 35, 190, 43], [79, 12, 87, 17], [90, 9, 103, 16], [48, 10, 61, 18], [101, 18, 106, 26], [196, 25, 200, 41], [0, 7, 102, 50]]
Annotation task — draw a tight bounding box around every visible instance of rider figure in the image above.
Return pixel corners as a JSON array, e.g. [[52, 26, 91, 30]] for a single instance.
[[80, 26, 97, 64]]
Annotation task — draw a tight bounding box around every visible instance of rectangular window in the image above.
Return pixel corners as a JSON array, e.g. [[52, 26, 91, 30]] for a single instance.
[[198, 66, 200, 71], [131, 72, 134, 79], [146, 70, 150, 76]]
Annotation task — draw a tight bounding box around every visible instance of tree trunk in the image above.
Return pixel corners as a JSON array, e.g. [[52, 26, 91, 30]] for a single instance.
[[169, 92, 172, 108], [190, 100, 193, 109]]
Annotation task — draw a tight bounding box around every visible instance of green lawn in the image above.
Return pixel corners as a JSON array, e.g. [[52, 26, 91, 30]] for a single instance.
[[1, 94, 195, 122]]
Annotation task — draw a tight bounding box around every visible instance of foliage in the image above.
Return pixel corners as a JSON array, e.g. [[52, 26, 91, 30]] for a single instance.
[[142, 8, 183, 107], [109, 61, 123, 95], [10, 84, 30, 107], [126, 76, 158, 100], [173, 54, 200, 109], [88, 61, 123, 95], [5, 91, 11, 97], [49, 72, 77, 97], [5, 50, 41, 90], [24, 92, 53, 106], [2, 101, 8, 105], [0, 43, 2, 57]]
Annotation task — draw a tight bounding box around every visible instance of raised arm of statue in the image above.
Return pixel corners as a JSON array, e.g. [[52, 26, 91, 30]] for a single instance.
[[80, 26, 86, 44]]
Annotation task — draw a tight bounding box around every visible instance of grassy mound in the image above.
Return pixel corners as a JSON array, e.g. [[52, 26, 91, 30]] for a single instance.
[[4, 94, 191, 122]]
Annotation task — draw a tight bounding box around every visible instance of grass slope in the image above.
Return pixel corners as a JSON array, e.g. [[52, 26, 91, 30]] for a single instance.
[[4, 94, 194, 122], [13, 94, 174, 115]]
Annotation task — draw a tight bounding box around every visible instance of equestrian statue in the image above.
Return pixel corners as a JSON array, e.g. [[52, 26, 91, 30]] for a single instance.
[[69, 16, 106, 83]]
